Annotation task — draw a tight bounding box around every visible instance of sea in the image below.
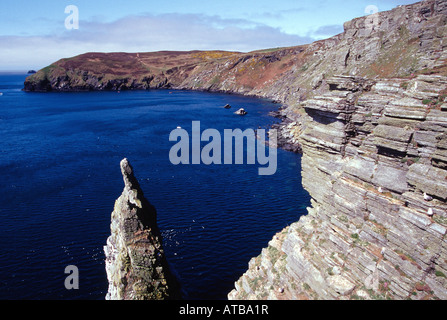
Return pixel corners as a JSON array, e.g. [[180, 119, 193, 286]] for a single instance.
[[0, 73, 310, 300]]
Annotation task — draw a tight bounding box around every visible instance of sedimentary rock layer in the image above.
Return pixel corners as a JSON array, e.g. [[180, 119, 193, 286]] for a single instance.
[[228, 72, 447, 300], [228, 0, 447, 300]]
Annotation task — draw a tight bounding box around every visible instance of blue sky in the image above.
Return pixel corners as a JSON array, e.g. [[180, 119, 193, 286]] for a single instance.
[[0, 0, 418, 70]]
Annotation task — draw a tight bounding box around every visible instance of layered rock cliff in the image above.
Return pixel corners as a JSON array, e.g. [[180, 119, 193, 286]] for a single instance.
[[228, 73, 447, 300], [228, 1, 447, 300], [104, 158, 181, 300], [25, 0, 447, 300]]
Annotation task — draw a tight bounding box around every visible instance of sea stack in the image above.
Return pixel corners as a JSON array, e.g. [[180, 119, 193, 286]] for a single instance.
[[104, 158, 181, 300]]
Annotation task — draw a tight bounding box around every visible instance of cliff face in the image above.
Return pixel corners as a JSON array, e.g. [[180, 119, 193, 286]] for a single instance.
[[25, 0, 447, 300], [104, 158, 180, 300], [228, 73, 447, 300], [228, 1, 447, 300]]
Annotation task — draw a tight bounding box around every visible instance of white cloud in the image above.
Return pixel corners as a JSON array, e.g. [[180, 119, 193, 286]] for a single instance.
[[0, 13, 315, 70]]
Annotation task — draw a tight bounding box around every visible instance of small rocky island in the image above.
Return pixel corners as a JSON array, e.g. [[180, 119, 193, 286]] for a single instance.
[[104, 158, 181, 300]]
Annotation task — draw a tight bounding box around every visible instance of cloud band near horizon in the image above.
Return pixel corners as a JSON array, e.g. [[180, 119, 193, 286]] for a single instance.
[[0, 13, 321, 70]]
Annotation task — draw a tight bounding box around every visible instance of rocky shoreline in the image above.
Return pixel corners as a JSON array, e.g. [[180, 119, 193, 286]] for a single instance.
[[268, 109, 302, 153], [26, 0, 447, 300]]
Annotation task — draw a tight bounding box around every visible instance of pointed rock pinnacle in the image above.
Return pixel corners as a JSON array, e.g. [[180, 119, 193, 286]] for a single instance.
[[104, 158, 181, 300]]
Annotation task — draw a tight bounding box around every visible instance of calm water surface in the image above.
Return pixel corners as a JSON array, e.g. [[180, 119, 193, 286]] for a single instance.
[[0, 74, 310, 299]]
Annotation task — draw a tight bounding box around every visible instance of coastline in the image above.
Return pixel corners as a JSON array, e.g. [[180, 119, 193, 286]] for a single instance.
[[20, 0, 447, 300]]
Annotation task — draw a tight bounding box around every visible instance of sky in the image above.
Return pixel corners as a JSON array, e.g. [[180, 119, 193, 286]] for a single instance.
[[0, 0, 419, 71]]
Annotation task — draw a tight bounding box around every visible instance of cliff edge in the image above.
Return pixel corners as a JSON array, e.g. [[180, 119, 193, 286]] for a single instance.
[[228, 0, 447, 300], [104, 158, 181, 300]]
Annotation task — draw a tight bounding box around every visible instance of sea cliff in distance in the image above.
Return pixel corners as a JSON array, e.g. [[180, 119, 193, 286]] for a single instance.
[[26, 0, 447, 300]]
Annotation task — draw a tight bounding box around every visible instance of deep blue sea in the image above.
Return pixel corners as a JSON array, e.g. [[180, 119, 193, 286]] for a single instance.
[[0, 73, 310, 300]]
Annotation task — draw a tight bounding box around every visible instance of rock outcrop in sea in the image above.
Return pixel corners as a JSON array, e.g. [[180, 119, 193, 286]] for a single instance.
[[26, 0, 447, 300], [104, 158, 181, 300]]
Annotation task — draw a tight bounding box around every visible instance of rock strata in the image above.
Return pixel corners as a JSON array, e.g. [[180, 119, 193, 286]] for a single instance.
[[228, 72, 447, 300], [24, 0, 447, 301], [228, 1, 447, 300], [104, 158, 181, 300]]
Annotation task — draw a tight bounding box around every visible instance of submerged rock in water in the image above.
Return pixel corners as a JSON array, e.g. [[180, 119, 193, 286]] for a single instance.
[[104, 158, 181, 300]]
